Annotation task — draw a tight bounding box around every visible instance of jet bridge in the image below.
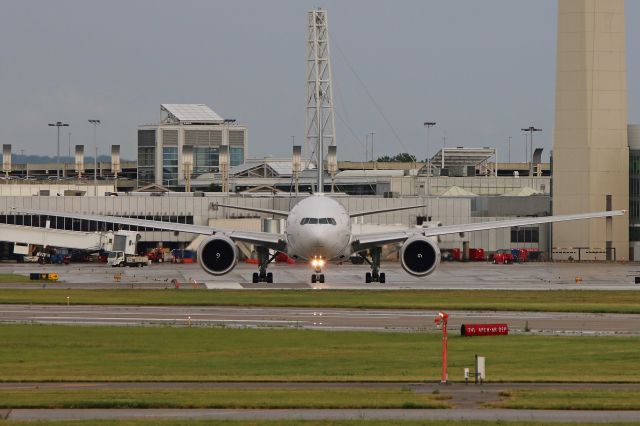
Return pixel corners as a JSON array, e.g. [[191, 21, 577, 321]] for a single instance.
[[0, 224, 139, 254]]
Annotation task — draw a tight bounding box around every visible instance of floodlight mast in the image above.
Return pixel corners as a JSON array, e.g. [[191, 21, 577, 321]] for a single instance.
[[48, 121, 69, 179], [521, 126, 541, 176], [88, 119, 101, 195], [424, 122, 436, 176]]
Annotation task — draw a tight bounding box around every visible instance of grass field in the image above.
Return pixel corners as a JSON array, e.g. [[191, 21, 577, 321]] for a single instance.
[[1, 324, 639, 382], [0, 289, 639, 313], [0, 388, 448, 409], [0, 274, 33, 283], [489, 389, 640, 410]]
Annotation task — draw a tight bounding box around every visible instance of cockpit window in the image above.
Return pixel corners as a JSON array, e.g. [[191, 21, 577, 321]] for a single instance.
[[300, 217, 337, 225]]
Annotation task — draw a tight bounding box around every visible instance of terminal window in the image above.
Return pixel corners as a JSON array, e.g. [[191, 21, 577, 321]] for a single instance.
[[510, 226, 539, 243]]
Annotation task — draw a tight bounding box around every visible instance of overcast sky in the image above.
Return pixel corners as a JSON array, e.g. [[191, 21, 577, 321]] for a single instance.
[[1, 1, 638, 162]]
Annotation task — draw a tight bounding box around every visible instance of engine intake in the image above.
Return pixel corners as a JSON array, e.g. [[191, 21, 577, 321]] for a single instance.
[[400, 236, 440, 277], [197, 235, 238, 276]]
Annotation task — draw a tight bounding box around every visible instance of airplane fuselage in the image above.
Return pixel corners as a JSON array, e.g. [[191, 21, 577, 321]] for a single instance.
[[285, 194, 352, 261]]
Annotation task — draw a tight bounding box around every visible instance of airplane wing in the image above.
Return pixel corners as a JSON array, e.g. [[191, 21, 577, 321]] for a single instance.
[[351, 210, 625, 251], [349, 204, 428, 218], [214, 203, 290, 217], [11, 208, 286, 250]]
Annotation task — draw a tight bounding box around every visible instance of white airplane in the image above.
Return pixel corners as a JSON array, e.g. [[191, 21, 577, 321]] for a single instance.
[[14, 197, 625, 284]]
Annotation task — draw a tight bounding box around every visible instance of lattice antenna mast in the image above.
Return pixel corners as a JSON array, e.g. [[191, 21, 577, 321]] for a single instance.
[[305, 8, 336, 193]]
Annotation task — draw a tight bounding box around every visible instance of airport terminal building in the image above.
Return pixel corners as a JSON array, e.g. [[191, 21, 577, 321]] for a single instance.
[[138, 104, 247, 189]]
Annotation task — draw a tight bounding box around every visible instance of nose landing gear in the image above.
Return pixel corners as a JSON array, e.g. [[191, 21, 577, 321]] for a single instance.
[[310, 257, 326, 284]]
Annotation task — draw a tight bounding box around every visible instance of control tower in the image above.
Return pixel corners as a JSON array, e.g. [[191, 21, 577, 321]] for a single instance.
[[552, 0, 629, 260]]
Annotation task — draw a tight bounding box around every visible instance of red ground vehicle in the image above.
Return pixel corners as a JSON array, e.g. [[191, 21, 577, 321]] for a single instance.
[[517, 248, 529, 262], [441, 248, 461, 261], [469, 248, 486, 261], [492, 249, 514, 264], [275, 252, 296, 264], [147, 248, 172, 263]]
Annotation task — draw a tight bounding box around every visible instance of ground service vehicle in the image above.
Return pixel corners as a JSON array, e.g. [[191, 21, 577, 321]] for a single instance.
[[469, 248, 486, 261], [441, 248, 461, 261], [146, 248, 173, 263], [107, 251, 148, 267], [492, 249, 514, 264]]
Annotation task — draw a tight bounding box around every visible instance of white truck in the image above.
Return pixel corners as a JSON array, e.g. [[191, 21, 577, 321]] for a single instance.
[[107, 251, 149, 267]]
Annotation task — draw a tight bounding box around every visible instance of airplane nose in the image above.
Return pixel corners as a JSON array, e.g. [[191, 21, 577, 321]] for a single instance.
[[308, 227, 325, 246]]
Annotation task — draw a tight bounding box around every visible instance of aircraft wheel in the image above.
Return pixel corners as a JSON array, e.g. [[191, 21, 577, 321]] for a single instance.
[[266, 272, 273, 283], [311, 275, 317, 284], [319, 274, 325, 283], [365, 272, 372, 283], [252, 272, 259, 283], [379, 273, 386, 284]]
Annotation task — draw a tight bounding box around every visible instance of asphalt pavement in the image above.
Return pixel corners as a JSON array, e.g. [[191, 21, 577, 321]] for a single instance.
[[1, 304, 639, 334], [2, 260, 640, 290]]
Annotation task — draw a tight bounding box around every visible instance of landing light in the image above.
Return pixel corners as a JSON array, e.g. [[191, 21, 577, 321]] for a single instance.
[[311, 258, 325, 268]]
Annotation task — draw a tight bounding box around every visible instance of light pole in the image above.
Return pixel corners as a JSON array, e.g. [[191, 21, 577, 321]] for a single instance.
[[88, 119, 101, 194], [508, 136, 512, 163], [521, 126, 542, 176], [423, 122, 436, 175], [369, 132, 375, 162], [48, 121, 69, 179], [364, 134, 369, 161]]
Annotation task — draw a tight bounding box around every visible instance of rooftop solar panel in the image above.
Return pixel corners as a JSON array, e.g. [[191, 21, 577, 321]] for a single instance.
[[161, 104, 224, 123]]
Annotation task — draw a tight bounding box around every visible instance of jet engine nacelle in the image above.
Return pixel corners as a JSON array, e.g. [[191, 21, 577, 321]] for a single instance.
[[399, 236, 441, 277], [197, 235, 238, 276]]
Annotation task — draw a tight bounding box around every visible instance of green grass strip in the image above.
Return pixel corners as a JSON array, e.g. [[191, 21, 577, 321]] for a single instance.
[[0, 274, 33, 284], [0, 388, 448, 409], [3, 421, 640, 426], [1, 325, 639, 382], [490, 389, 640, 410], [1, 289, 640, 313]]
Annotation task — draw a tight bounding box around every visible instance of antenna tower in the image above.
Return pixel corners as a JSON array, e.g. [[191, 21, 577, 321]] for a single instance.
[[305, 8, 336, 192]]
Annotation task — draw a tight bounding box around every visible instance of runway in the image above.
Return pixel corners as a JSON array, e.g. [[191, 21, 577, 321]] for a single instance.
[[2, 261, 640, 290], [2, 304, 638, 334], [4, 407, 640, 422]]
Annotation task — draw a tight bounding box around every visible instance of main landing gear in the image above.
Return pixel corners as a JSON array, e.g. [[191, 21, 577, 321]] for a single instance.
[[252, 247, 275, 283], [361, 247, 386, 284], [310, 257, 325, 284]]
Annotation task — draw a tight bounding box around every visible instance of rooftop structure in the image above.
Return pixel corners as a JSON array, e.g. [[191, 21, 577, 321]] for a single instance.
[[421, 147, 498, 177], [160, 104, 224, 125]]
